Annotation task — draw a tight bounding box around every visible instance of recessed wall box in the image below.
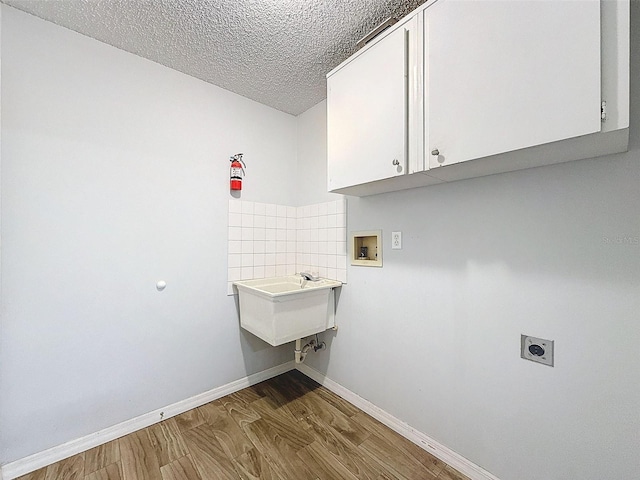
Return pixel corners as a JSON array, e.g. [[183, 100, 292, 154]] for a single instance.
[[350, 230, 382, 267]]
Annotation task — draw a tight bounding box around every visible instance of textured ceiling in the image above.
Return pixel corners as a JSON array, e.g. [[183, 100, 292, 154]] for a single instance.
[[3, 0, 427, 115]]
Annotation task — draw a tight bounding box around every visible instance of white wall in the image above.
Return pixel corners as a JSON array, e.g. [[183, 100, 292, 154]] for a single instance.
[[295, 100, 342, 206], [299, 9, 640, 480], [0, 6, 297, 463], [2, 3, 639, 478]]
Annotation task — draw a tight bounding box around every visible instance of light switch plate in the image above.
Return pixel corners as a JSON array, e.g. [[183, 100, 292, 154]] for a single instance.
[[392, 231, 402, 249], [521, 335, 554, 367]]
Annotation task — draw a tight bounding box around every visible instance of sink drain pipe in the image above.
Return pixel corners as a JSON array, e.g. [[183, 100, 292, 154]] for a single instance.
[[295, 335, 326, 364]]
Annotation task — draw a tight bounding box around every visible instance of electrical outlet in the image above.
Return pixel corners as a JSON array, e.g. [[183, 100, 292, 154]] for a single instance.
[[392, 231, 402, 249], [521, 335, 554, 367]]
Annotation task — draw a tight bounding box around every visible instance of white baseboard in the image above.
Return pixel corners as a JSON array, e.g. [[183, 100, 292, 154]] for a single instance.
[[1, 361, 295, 480], [296, 363, 500, 480], [3, 361, 499, 480]]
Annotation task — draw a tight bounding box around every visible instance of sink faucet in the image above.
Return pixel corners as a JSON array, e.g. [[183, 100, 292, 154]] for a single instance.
[[300, 272, 319, 281]]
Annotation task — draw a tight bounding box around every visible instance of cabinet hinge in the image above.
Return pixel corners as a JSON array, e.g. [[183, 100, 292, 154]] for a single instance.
[[601, 101, 607, 122]]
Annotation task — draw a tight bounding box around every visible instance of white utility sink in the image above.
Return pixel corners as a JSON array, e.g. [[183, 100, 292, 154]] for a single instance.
[[234, 275, 342, 346]]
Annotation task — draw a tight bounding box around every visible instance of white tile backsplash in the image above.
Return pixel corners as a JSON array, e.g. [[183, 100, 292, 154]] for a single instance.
[[241, 227, 253, 241], [229, 240, 242, 254], [241, 201, 254, 215], [241, 253, 253, 267], [254, 265, 265, 278], [229, 200, 243, 213], [241, 241, 253, 254], [254, 202, 266, 216], [229, 267, 242, 281], [254, 228, 266, 241], [265, 216, 277, 229], [228, 254, 242, 268], [228, 212, 242, 227], [241, 213, 254, 227], [254, 215, 266, 229], [228, 226, 242, 241], [227, 198, 347, 294], [265, 203, 277, 217]]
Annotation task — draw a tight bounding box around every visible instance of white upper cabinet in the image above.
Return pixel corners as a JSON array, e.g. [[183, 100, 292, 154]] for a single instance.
[[327, 18, 417, 193], [425, 0, 602, 170], [326, 0, 629, 195]]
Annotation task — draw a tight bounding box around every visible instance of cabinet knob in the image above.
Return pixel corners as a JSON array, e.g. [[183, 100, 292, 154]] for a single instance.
[[392, 159, 400, 166], [431, 149, 440, 156]]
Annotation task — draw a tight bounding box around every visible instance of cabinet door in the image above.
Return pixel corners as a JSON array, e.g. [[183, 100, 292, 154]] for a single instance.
[[425, 0, 601, 169], [328, 20, 414, 191]]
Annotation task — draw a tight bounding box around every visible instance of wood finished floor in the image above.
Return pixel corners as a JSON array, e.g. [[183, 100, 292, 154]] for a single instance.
[[17, 370, 470, 480]]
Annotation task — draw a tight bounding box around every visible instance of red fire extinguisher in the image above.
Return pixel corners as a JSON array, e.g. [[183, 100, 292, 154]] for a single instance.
[[230, 153, 245, 191]]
